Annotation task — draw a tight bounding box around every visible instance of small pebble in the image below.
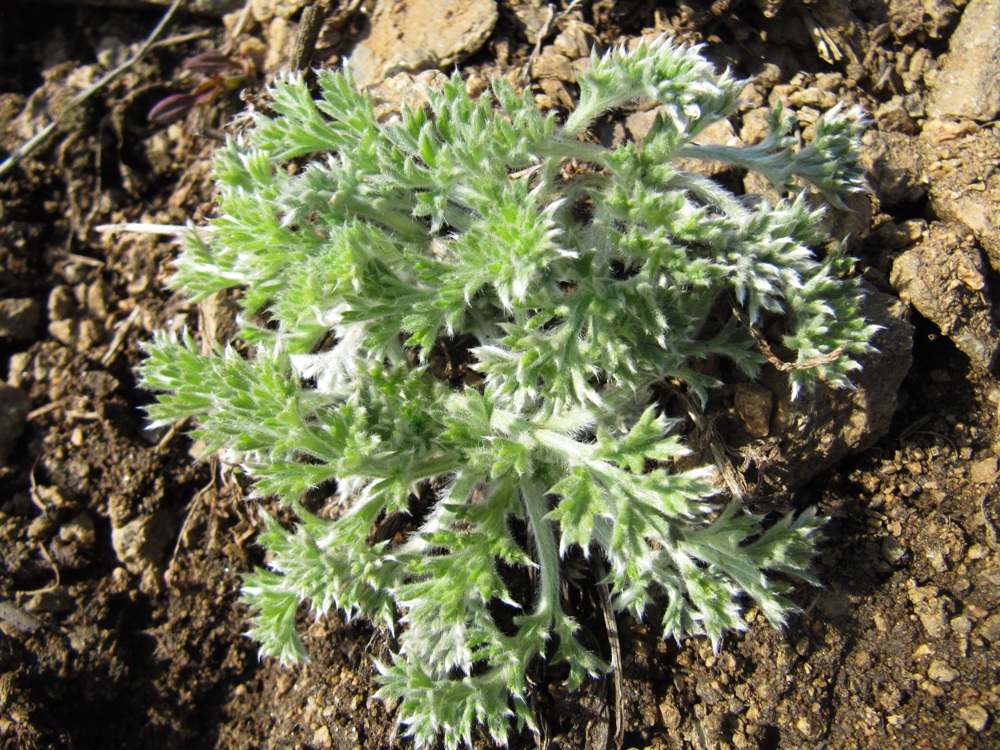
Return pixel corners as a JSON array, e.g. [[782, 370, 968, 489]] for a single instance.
[[659, 700, 682, 730], [881, 537, 910, 566], [978, 614, 1000, 642], [795, 716, 814, 737], [77, 318, 103, 351], [950, 616, 973, 636], [927, 659, 960, 683], [919, 677, 946, 697], [7, 352, 31, 388], [26, 515, 55, 540], [970, 457, 999, 484], [959, 704, 990, 732], [311, 725, 332, 749], [48, 319, 77, 347], [967, 543, 988, 561], [0, 298, 41, 339], [47, 285, 75, 319]]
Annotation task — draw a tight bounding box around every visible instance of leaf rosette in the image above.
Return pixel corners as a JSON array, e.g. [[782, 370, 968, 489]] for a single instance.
[[141, 37, 873, 748]]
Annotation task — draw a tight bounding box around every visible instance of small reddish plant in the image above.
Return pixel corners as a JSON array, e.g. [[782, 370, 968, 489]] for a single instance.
[[148, 48, 252, 125]]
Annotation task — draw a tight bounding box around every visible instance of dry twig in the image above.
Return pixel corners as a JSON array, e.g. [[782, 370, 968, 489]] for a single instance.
[[291, 3, 327, 72], [981, 477, 1000, 551], [592, 556, 625, 750], [730, 304, 844, 373], [101, 306, 141, 367]]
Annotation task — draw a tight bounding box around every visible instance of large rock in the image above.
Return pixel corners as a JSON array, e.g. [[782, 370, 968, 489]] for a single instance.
[[859, 131, 930, 208], [927, 0, 1000, 120], [890, 222, 999, 372], [347, 0, 497, 87], [923, 127, 1000, 273]]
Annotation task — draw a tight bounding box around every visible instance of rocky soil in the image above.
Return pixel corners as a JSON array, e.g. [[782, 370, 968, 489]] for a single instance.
[[1, 0, 999, 748]]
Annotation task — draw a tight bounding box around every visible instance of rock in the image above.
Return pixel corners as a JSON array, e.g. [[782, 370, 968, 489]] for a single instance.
[[880, 537, 910, 567], [250, 0, 308, 22], [659, 699, 682, 730], [26, 515, 56, 540], [978, 613, 1000, 642], [77, 318, 103, 352], [888, 0, 961, 39], [924, 128, 1000, 272], [0, 601, 42, 635], [919, 515, 967, 573], [553, 20, 593, 59], [51, 512, 97, 570], [84, 279, 112, 318], [752, 290, 913, 492], [734, 382, 773, 438], [959, 704, 990, 732], [817, 190, 873, 248], [0, 298, 41, 339], [48, 319, 77, 348], [970, 457, 1000, 484], [311, 725, 332, 749], [79, 370, 120, 398], [262, 16, 297, 73], [61, 512, 95, 544], [505, 0, 551, 42], [47, 285, 75, 320], [789, 87, 839, 110], [907, 585, 951, 639], [625, 109, 660, 143], [533, 47, 576, 83], [871, 218, 927, 251], [111, 510, 175, 594], [795, 716, 815, 738], [347, 0, 497, 87], [0, 384, 30, 465], [950, 616, 972, 636], [859, 131, 929, 207], [927, 0, 1000, 120], [7, 352, 32, 389], [920, 118, 982, 146], [927, 659, 960, 683], [366, 70, 450, 124], [890, 222, 999, 372], [874, 98, 918, 135]]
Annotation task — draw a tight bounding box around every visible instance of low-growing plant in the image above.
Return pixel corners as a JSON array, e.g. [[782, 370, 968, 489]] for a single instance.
[[148, 47, 252, 125], [140, 37, 873, 747]]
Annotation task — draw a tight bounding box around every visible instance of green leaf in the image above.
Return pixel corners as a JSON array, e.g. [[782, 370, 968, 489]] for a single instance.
[[546, 468, 605, 554]]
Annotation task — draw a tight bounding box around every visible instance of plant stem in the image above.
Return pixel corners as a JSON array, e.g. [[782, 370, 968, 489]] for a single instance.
[[521, 476, 561, 622]]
